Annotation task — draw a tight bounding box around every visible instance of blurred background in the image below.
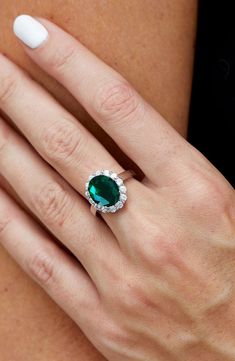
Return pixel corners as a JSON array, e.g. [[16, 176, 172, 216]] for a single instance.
[[189, 0, 235, 187]]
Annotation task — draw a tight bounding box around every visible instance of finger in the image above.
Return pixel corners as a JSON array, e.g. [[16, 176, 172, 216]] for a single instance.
[[0, 53, 143, 234], [0, 53, 123, 194], [0, 187, 100, 332], [0, 117, 120, 287], [13, 15, 192, 186]]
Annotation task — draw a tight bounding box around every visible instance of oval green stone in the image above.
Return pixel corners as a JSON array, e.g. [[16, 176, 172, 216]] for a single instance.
[[88, 175, 120, 207]]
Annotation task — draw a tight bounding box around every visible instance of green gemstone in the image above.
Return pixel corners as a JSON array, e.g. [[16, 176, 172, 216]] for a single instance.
[[88, 175, 120, 207]]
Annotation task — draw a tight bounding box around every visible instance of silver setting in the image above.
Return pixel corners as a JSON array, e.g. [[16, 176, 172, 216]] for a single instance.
[[85, 169, 128, 214]]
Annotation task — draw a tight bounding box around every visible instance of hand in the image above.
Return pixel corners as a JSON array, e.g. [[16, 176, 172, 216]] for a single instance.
[[0, 15, 234, 361]]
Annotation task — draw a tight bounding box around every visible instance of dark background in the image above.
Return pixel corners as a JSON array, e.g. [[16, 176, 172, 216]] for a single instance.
[[188, 1, 235, 187]]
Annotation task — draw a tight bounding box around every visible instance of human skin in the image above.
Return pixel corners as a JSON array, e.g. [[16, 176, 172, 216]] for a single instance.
[[0, 2, 197, 360], [0, 15, 235, 360]]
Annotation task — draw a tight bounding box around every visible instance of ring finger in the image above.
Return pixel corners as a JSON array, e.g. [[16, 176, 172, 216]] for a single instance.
[[0, 117, 121, 287], [0, 53, 143, 234]]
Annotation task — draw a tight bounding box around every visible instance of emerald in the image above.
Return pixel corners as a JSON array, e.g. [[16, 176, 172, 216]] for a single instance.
[[88, 175, 120, 207]]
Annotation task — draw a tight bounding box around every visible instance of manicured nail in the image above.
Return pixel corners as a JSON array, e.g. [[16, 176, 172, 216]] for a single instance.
[[13, 15, 48, 49]]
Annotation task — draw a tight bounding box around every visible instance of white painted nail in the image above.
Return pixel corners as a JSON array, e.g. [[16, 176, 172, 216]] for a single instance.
[[13, 15, 48, 49]]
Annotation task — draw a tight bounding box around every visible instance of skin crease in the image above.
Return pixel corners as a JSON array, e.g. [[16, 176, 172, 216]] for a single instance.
[[0, 1, 198, 360]]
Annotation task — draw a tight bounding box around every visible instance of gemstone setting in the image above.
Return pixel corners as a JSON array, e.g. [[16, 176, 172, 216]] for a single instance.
[[85, 170, 127, 213]]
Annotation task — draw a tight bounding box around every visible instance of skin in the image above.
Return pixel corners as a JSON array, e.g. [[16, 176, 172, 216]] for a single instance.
[[0, 17, 235, 361], [0, 1, 198, 360]]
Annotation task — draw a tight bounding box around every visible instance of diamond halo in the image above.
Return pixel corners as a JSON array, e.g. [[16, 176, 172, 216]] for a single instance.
[[85, 169, 128, 214]]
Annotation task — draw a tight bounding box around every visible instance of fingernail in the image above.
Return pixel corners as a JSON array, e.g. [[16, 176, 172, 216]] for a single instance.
[[13, 15, 48, 49]]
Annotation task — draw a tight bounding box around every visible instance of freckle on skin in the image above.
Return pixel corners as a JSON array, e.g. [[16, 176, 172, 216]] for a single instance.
[[4, 287, 8, 292]]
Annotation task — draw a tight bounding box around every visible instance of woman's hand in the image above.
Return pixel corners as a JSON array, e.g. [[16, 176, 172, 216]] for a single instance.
[[0, 15, 234, 361]]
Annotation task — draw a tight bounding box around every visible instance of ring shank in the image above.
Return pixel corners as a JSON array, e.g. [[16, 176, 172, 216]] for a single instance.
[[118, 170, 136, 181]]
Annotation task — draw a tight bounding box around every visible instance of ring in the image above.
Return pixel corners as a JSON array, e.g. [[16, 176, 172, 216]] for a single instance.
[[85, 169, 135, 215]]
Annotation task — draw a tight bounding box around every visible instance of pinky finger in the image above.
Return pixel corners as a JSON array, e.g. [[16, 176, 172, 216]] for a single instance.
[[0, 186, 100, 329]]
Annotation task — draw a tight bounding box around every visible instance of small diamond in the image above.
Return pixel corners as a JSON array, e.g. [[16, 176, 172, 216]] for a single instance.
[[110, 206, 117, 213], [116, 178, 123, 186], [103, 170, 110, 176], [85, 191, 89, 197], [119, 185, 126, 193], [96, 170, 101, 176], [116, 201, 124, 209], [111, 173, 118, 180], [120, 194, 127, 202]]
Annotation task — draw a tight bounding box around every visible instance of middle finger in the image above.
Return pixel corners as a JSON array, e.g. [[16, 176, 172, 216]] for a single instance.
[[0, 54, 142, 232]]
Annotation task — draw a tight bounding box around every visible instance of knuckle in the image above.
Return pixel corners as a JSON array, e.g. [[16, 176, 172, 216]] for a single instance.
[[149, 237, 182, 270], [188, 174, 231, 216], [94, 80, 142, 123], [107, 276, 161, 318], [120, 283, 157, 313], [134, 222, 176, 267], [108, 273, 146, 312], [0, 72, 19, 103], [118, 282, 143, 311], [41, 121, 81, 164], [27, 251, 55, 287], [100, 321, 135, 353], [32, 181, 72, 227], [135, 227, 186, 276], [48, 43, 77, 72]]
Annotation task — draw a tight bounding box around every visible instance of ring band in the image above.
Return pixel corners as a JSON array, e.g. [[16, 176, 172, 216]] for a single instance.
[[85, 169, 135, 215]]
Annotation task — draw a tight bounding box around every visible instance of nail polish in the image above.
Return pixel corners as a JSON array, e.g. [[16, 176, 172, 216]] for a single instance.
[[13, 15, 48, 49]]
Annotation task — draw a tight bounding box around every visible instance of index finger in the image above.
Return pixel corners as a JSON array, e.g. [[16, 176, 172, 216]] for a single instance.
[[13, 15, 192, 186]]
